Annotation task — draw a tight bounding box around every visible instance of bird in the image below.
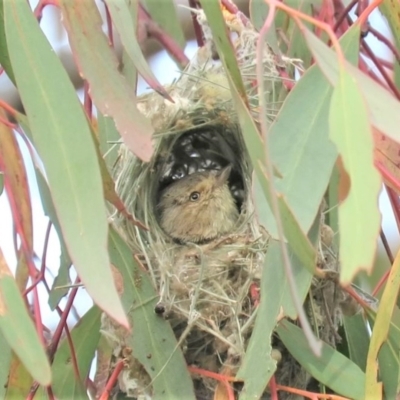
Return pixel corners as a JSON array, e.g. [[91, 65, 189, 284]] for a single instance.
[[157, 165, 239, 244]]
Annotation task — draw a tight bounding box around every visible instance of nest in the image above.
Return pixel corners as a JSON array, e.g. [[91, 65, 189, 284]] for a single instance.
[[101, 9, 344, 400]]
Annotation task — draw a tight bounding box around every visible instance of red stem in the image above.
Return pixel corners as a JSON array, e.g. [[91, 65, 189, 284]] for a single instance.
[[368, 26, 400, 65], [138, 4, 189, 69], [188, 0, 204, 47], [333, 0, 357, 33], [49, 278, 80, 357], [361, 39, 400, 100], [98, 360, 125, 400]]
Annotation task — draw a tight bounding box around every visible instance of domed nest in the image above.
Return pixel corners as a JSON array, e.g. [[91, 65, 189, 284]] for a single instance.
[[101, 8, 344, 400]]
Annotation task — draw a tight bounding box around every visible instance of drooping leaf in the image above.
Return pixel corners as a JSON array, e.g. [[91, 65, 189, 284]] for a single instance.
[[343, 313, 369, 370], [52, 307, 102, 399], [329, 70, 381, 283], [108, 228, 196, 400], [379, 0, 400, 88], [365, 248, 400, 398], [4, 0, 127, 326], [0, 249, 51, 385], [58, 0, 153, 161], [199, 0, 248, 100], [0, 115, 32, 291], [0, 0, 15, 84], [303, 27, 400, 155], [104, 0, 170, 99], [277, 319, 366, 400], [0, 330, 11, 399], [237, 239, 313, 399], [366, 307, 400, 399], [98, 113, 120, 172], [4, 356, 32, 399], [263, 24, 360, 239]]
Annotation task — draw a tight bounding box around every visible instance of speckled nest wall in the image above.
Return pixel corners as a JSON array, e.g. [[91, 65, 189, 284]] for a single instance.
[[103, 9, 344, 400]]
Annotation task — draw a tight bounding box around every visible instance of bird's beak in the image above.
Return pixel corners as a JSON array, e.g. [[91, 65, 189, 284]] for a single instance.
[[215, 165, 232, 187]]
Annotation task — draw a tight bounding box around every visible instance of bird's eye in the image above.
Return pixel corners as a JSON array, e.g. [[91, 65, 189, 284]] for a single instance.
[[190, 191, 200, 201]]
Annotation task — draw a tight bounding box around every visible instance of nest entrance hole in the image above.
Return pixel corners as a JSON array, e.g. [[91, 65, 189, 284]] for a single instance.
[[155, 123, 247, 212]]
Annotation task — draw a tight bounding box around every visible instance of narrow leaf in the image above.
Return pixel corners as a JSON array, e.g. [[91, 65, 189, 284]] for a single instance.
[[0, 0, 15, 84], [52, 307, 101, 399], [59, 0, 153, 161], [343, 314, 369, 370], [365, 248, 400, 398], [329, 71, 381, 283], [4, 356, 32, 399], [277, 319, 366, 400], [263, 24, 359, 238], [237, 240, 311, 399], [366, 307, 400, 399], [108, 228, 196, 400], [4, 0, 127, 326], [105, 0, 170, 99], [303, 27, 400, 154], [98, 113, 120, 171], [0, 330, 11, 399], [0, 249, 51, 385], [199, 0, 248, 100], [0, 116, 32, 291], [379, 0, 400, 88]]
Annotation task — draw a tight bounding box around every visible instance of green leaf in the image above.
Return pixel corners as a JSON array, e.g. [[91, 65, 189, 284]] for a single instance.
[[4, 0, 127, 326], [108, 228, 196, 400], [0, 330, 11, 399], [343, 314, 369, 370], [199, 0, 248, 100], [263, 24, 359, 239], [249, 0, 279, 54], [366, 307, 400, 399], [143, 0, 186, 49], [303, 26, 400, 153], [0, 114, 33, 291], [237, 239, 313, 399], [98, 113, 120, 171], [4, 356, 32, 399], [48, 249, 71, 310], [365, 250, 400, 398], [277, 319, 366, 400], [59, 0, 153, 161], [52, 307, 102, 399], [329, 71, 381, 283], [266, 66, 337, 237], [26, 160, 72, 310], [379, 0, 400, 88], [52, 308, 100, 398], [104, 0, 170, 98], [0, 0, 15, 84], [0, 250, 51, 385]]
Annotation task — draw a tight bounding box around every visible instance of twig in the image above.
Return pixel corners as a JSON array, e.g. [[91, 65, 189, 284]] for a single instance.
[[188, 0, 204, 46], [333, 0, 357, 33], [138, 4, 189, 69], [368, 26, 400, 65], [98, 360, 125, 400]]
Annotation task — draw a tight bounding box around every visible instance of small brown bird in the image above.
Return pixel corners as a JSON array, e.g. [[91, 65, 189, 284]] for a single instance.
[[157, 166, 239, 243]]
